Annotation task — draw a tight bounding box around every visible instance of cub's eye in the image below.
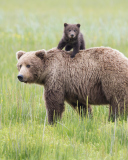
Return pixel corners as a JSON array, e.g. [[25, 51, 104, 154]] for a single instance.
[[69, 30, 71, 32], [20, 65, 22, 68], [74, 30, 76, 32], [26, 65, 30, 68]]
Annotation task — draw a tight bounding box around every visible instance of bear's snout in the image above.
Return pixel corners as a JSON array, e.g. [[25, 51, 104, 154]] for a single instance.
[[71, 34, 74, 37], [17, 75, 23, 82]]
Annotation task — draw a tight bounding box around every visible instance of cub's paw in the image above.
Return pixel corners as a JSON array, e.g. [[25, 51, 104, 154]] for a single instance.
[[57, 48, 62, 51], [71, 54, 75, 58]]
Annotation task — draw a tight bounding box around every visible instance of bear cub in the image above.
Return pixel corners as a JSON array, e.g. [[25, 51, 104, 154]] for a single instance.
[[57, 23, 85, 58]]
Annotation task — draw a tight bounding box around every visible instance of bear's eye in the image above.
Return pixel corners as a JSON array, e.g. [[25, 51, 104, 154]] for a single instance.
[[20, 65, 22, 68], [26, 65, 30, 68], [74, 30, 76, 32], [69, 30, 71, 32]]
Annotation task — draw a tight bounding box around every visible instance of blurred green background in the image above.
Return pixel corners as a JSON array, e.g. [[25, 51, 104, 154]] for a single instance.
[[0, 0, 128, 159]]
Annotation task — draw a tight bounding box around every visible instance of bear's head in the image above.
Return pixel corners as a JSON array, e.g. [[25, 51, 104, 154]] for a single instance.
[[16, 49, 47, 84], [64, 23, 80, 39]]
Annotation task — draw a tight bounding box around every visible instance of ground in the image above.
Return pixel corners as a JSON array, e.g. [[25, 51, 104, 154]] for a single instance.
[[0, 0, 128, 159]]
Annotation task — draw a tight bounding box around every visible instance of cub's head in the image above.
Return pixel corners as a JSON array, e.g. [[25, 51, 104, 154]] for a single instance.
[[16, 49, 47, 84], [64, 23, 80, 39]]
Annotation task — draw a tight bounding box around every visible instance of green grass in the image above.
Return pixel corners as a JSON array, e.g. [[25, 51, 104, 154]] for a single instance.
[[0, 0, 128, 159]]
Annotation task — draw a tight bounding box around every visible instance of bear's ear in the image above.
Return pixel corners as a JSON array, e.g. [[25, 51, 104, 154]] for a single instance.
[[16, 51, 26, 60], [76, 24, 80, 28], [35, 49, 47, 60], [64, 23, 68, 27]]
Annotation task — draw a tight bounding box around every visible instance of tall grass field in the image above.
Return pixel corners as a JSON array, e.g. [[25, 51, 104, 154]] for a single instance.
[[0, 0, 128, 159]]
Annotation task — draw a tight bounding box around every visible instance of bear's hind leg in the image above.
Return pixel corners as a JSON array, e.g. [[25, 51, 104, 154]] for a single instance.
[[80, 39, 85, 50], [65, 45, 73, 51], [109, 100, 128, 121]]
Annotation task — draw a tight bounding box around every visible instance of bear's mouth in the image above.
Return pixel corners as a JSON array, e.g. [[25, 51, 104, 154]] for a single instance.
[[69, 36, 76, 40]]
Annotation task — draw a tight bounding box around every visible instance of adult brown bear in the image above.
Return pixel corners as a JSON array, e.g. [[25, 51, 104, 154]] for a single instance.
[[16, 47, 128, 124]]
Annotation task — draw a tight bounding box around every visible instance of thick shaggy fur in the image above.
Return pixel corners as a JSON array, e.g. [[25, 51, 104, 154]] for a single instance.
[[57, 23, 85, 58], [16, 47, 128, 124]]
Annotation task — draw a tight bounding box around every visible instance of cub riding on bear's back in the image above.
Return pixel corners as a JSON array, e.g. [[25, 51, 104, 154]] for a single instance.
[[57, 23, 85, 58]]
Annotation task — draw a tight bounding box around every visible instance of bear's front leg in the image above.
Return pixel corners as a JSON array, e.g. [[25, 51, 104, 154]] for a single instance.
[[71, 42, 80, 58], [44, 90, 65, 124], [57, 38, 67, 50]]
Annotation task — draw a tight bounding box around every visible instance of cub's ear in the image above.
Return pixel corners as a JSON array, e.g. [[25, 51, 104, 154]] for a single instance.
[[35, 49, 47, 60], [64, 23, 68, 27], [16, 51, 26, 60], [76, 24, 80, 28]]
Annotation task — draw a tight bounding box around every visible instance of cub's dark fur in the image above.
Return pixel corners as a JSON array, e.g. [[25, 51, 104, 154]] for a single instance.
[[57, 23, 85, 58]]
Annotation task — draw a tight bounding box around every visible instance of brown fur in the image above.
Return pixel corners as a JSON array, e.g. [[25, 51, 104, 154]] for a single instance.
[[16, 47, 128, 124], [57, 23, 85, 58]]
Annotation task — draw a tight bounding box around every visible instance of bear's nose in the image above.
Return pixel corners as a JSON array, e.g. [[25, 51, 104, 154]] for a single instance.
[[17, 75, 23, 81], [71, 34, 74, 37]]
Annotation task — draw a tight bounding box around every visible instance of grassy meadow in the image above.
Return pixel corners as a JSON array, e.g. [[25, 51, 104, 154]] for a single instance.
[[0, 0, 128, 159]]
